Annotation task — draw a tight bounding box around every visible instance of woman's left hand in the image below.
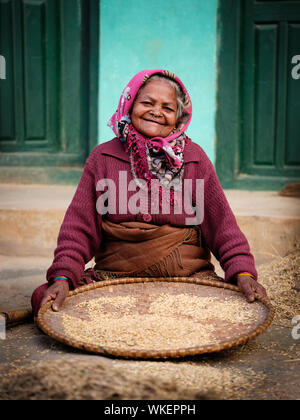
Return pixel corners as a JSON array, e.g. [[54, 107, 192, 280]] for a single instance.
[[237, 275, 268, 303]]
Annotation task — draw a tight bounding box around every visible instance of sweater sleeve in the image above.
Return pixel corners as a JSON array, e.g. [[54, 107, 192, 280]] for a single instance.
[[199, 155, 257, 283], [46, 155, 102, 289]]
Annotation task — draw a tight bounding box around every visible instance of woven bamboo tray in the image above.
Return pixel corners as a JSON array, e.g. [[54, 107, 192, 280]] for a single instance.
[[37, 277, 274, 359]]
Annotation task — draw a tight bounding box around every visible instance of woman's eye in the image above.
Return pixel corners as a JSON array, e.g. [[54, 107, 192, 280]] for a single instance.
[[141, 101, 152, 106], [164, 107, 175, 112]]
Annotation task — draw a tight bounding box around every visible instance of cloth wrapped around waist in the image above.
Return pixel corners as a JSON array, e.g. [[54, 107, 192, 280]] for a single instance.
[[94, 220, 214, 280]]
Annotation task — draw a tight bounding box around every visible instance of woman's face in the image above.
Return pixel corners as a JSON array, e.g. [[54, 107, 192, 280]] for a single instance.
[[131, 79, 178, 138]]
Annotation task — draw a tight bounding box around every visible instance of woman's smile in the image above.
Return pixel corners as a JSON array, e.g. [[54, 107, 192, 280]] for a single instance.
[[142, 118, 165, 125]]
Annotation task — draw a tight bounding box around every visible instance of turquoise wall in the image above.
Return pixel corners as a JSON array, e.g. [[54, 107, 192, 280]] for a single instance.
[[98, 0, 218, 163]]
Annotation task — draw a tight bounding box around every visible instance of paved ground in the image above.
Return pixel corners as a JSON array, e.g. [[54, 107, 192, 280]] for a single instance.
[[0, 254, 299, 400], [0, 310, 299, 400]]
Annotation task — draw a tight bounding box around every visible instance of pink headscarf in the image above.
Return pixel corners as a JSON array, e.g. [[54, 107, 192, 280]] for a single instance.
[[108, 69, 192, 143]]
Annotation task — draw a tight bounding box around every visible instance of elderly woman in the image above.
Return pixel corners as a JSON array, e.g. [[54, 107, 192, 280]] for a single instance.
[[32, 69, 267, 317]]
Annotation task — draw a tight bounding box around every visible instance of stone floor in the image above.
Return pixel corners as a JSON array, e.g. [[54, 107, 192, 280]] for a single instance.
[[0, 308, 299, 400], [0, 252, 299, 400]]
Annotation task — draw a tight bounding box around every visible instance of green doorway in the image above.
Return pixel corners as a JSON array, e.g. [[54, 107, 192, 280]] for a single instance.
[[0, 0, 99, 184], [216, 0, 300, 190]]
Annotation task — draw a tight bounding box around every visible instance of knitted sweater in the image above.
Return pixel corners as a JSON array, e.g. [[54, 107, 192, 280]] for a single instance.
[[47, 138, 257, 288]]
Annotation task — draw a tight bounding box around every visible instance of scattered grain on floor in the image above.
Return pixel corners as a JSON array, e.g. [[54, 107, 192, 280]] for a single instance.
[[0, 358, 264, 400], [0, 359, 213, 400], [258, 247, 300, 327]]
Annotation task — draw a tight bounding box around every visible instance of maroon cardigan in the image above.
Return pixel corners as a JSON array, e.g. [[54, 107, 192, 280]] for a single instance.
[[47, 138, 257, 288]]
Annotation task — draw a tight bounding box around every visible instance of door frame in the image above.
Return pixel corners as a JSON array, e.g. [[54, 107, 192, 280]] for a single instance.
[[0, 0, 99, 184], [216, 0, 300, 190]]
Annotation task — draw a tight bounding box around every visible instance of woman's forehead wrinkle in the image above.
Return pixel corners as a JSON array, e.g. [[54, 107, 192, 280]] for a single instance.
[[138, 91, 177, 103], [138, 93, 176, 106]]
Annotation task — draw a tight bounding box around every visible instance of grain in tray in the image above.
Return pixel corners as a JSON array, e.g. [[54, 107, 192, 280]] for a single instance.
[[61, 291, 262, 351]]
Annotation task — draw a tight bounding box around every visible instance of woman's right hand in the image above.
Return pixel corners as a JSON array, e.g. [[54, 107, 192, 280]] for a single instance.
[[40, 281, 69, 312]]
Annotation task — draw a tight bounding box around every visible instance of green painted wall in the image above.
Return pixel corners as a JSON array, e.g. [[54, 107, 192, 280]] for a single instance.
[[98, 0, 218, 163]]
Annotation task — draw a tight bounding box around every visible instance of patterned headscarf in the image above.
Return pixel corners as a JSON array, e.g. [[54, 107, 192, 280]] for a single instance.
[[108, 70, 192, 200]]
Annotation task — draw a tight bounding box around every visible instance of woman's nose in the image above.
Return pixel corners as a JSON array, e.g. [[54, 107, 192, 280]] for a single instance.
[[150, 106, 162, 117]]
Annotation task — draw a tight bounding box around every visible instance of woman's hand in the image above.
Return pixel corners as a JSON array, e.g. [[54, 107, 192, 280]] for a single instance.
[[40, 281, 69, 312], [237, 275, 268, 303]]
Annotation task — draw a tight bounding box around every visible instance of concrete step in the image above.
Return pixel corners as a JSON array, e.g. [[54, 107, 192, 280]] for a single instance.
[[0, 184, 299, 264], [0, 184, 75, 258], [0, 255, 52, 311]]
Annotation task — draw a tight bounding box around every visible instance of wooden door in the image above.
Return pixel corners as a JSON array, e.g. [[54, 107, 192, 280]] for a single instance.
[[0, 0, 99, 178], [217, 0, 300, 189]]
